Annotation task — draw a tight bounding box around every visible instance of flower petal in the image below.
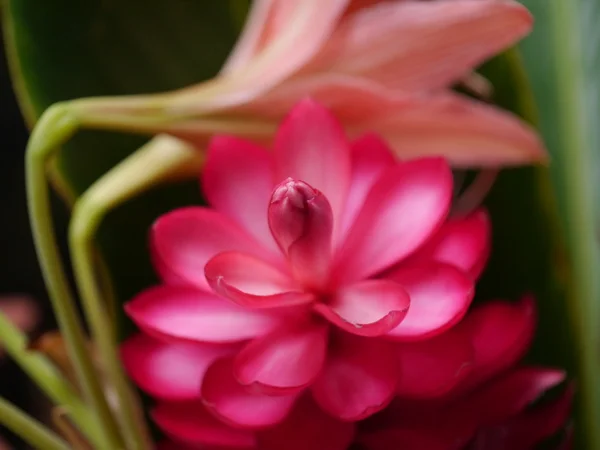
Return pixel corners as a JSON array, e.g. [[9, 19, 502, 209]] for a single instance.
[[238, 77, 546, 167], [156, 441, 199, 450], [461, 296, 536, 388], [487, 383, 574, 449], [125, 286, 281, 343], [395, 325, 474, 399], [205, 251, 313, 309], [334, 158, 452, 282], [359, 428, 449, 450], [338, 134, 396, 245], [269, 179, 334, 288], [258, 396, 355, 450], [363, 93, 547, 167], [202, 136, 278, 253], [121, 333, 237, 400], [205, 0, 350, 109], [385, 263, 474, 341], [312, 336, 398, 420], [234, 323, 328, 395], [202, 358, 297, 428], [151, 207, 273, 290], [312, 0, 532, 92], [273, 99, 351, 225], [314, 280, 409, 337], [405, 208, 490, 279], [465, 367, 566, 426], [152, 401, 257, 448]]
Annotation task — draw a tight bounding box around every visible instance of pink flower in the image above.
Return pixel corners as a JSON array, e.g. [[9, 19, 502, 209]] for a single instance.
[[122, 99, 492, 447], [77, 0, 546, 167], [139, 297, 572, 450], [357, 297, 573, 450]]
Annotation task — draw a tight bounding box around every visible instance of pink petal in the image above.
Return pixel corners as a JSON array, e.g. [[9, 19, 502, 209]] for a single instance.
[[205, 251, 313, 309], [338, 134, 396, 245], [204, 0, 349, 109], [152, 400, 257, 448], [405, 209, 491, 279], [310, 0, 532, 92], [395, 325, 474, 398], [496, 383, 574, 449], [239, 76, 546, 167], [385, 263, 474, 340], [268, 179, 334, 288], [125, 286, 281, 343], [273, 99, 351, 226], [314, 280, 409, 337], [233, 323, 328, 395], [311, 336, 398, 420], [462, 296, 536, 387], [202, 136, 279, 254], [151, 207, 273, 291], [120, 333, 237, 400], [359, 428, 449, 450], [0, 295, 39, 335], [219, 0, 274, 75], [201, 358, 297, 428], [465, 367, 566, 426], [361, 92, 547, 168], [258, 396, 355, 450], [156, 441, 200, 450], [334, 158, 453, 282]]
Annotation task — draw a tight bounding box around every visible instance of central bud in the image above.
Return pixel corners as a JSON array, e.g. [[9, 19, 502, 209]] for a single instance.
[[268, 178, 334, 290]]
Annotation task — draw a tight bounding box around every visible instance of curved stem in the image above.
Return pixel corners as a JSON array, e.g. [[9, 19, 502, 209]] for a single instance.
[[26, 104, 125, 449], [0, 397, 69, 450], [0, 312, 102, 446], [69, 135, 203, 450]]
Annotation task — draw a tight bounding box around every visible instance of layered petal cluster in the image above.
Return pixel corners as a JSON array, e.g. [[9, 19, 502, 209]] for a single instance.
[[122, 100, 494, 448], [152, 299, 572, 450], [358, 297, 573, 450], [77, 0, 546, 167]]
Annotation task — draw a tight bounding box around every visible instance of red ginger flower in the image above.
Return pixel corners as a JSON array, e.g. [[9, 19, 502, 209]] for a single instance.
[[122, 99, 500, 446], [357, 297, 573, 450], [145, 298, 572, 450]]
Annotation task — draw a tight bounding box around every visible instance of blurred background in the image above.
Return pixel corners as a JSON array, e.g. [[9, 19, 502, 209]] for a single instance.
[[0, 26, 59, 450]]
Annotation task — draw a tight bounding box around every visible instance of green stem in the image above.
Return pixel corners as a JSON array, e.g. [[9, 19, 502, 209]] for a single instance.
[[0, 312, 103, 446], [69, 135, 202, 450], [26, 104, 125, 449], [0, 397, 69, 450]]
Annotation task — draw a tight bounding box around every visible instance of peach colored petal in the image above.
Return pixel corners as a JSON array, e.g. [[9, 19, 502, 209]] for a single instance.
[[306, 0, 533, 92], [359, 92, 547, 167], [172, 0, 349, 112]]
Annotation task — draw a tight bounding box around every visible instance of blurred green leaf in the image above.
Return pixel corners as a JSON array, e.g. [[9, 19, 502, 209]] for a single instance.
[[521, 1, 600, 448], [478, 0, 600, 446], [2, 0, 241, 318]]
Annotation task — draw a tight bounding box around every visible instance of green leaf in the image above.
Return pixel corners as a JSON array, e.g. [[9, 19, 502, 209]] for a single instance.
[[2, 0, 243, 318], [520, 1, 600, 448], [478, 0, 600, 445]]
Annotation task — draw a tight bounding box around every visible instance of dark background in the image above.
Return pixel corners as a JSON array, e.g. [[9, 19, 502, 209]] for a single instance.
[[0, 26, 59, 449]]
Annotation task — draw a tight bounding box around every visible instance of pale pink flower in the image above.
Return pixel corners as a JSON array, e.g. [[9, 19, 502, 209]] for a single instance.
[[80, 0, 546, 167], [122, 99, 492, 447]]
